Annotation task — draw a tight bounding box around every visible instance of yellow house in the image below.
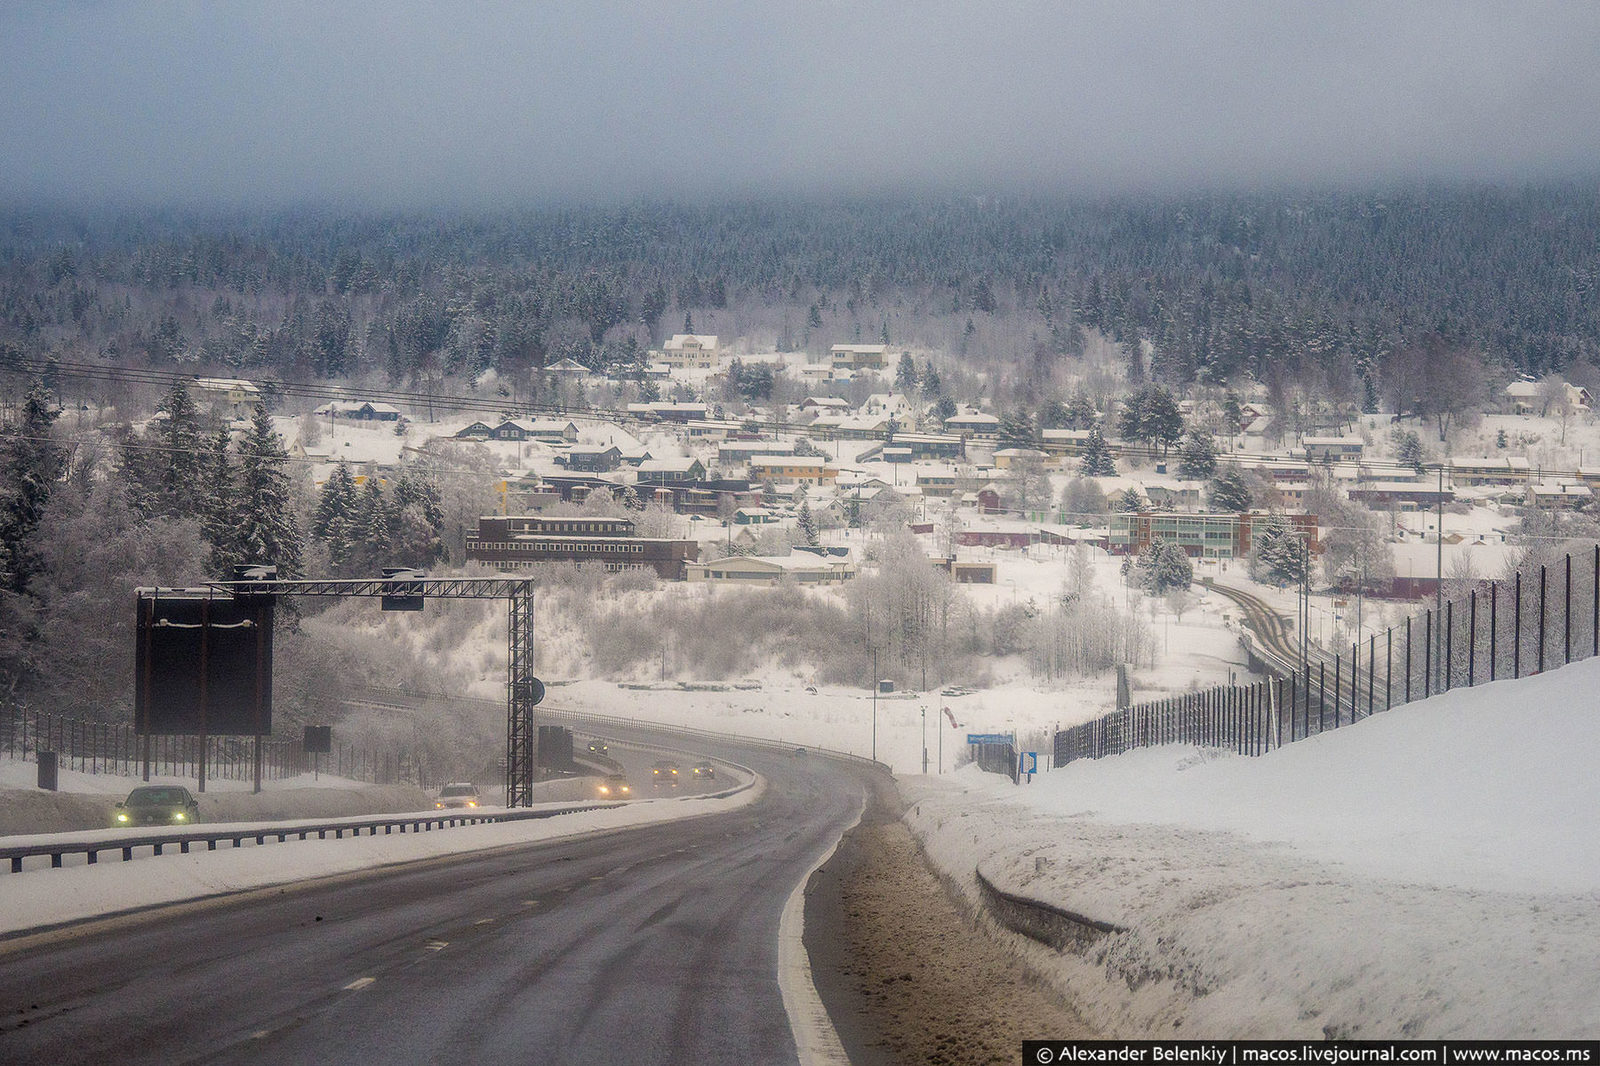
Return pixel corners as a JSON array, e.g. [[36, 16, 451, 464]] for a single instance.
[[748, 456, 839, 486]]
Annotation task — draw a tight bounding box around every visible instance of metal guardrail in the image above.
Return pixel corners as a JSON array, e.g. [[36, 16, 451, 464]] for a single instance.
[[3, 772, 756, 875]]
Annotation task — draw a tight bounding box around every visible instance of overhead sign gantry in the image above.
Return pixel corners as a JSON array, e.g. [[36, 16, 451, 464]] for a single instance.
[[138, 568, 547, 806]]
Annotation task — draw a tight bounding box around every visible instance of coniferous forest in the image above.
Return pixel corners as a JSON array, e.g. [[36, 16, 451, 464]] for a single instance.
[[3, 184, 1600, 409]]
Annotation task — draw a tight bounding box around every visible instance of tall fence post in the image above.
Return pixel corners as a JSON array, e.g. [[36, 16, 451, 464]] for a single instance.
[[1565, 554, 1572, 666], [1490, 580, 1498, 681], [1405, 617, 1412, 703], [1514, 570, 1522, 679], [1445, 600, 1453, 692], [1539, 564, 1547, 674], [1469, 589, 1477, 686]]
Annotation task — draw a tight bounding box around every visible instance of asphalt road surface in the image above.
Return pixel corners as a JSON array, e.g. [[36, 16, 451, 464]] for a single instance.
[[0, 726, 876, 1066]]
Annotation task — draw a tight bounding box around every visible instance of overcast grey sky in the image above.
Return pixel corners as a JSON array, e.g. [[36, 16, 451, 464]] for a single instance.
[[3, 1, 1599, 207]]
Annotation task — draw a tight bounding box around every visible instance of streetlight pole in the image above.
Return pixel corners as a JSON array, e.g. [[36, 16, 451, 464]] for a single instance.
[[871, 646, 878, 763], [921, 706, 928, 774]]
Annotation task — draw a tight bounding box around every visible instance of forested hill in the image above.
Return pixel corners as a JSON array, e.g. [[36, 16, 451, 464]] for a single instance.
[[3, 185, 1598, 396]]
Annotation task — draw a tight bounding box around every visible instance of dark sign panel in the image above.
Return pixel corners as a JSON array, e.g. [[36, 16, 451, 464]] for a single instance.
[[303, 725, 332, 754], [135, 591, 274, 736]]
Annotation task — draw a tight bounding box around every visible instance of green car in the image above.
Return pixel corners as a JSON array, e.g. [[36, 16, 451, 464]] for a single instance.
[[113, 785, 202, 828]]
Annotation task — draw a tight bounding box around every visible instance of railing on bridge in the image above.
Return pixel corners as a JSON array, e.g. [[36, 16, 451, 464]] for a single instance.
[[1055, 545, 1600, 768]]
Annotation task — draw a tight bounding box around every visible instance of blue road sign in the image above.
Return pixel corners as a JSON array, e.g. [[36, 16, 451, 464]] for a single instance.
[[966, 733, 1011, 745]]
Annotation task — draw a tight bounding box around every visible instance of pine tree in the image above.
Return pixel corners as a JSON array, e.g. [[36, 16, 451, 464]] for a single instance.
[[895, 352, 919, 394], [199, 427, 239, 576], [1177, 431, 1218, 480], [1208, 468, 1253, 512], [1079, 424, 1116, 476], [311, 462, 358, 541], [1149, 541, 1193, 593], [232, 406, 303, 577], [796, 499, 819, 546], [1065, 394, 1097, 430], [1396, 430, 1424, 473], [154, 381, 202, 517], [997, 409, 1035, 450], [1496, 428, 1508, 449], [0, 380, 64, 593], [352, 479, 391, 574], [1250, 515, 1307, 585]]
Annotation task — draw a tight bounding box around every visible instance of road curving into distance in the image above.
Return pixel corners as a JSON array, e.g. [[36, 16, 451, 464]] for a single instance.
[[0, 718, 881, 1066]]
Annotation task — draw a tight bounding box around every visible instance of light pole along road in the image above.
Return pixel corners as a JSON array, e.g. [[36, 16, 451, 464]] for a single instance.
[[0, 722, 880, 1066]]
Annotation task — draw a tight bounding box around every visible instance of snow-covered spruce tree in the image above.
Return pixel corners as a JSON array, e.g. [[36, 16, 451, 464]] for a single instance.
[[1249, 515, 1307, 585], [199, 427, 240, 577], [352, 479, 392, 575], [1151, 541, 1193, 593], [0, 380, 64, 594], [1115, 487, 1145, 513], [796, 499, 820, 546], [231, 405, 303, 578], [1078, 424, 1116, 476], [1207, 467, 1253, 512], [310, 457, 358, 534], [1177, 430, 1218, 480]]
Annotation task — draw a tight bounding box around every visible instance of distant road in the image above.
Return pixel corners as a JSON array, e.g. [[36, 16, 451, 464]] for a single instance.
[[0, 723, 876, 1066]]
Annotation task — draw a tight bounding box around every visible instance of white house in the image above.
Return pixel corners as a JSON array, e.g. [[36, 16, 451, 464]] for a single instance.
[[662, 334, 720, 370]]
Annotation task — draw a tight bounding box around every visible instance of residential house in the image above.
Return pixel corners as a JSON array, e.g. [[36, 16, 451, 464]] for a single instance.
[[943, 412, 1001, 440], [559, 445, 623, 473], [684, 550, 857, 586], [1300, 436, 1365, 463], [800, 396, 850, 412], [748, 456, 839, 486], [192, 378, 261, 418], [1449, 456, 1532, 487], [314, 400, 403, 422], [627, 401, 710, 423], [662, 334, 720, 369], [992, 447, 1049, 469], [1347, 482, 1455, 510], [492, 419, 579, 443], [636, 458, 707, 485], [1504, 380, 1593, 415], [455, 421, 496, 440], [829, 343, 888, 370]]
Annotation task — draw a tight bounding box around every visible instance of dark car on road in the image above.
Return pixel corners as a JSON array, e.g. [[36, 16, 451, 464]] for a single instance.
[[651, 760, 680, 788], [113, 786, 201, 827], [587, 740, 609, 756], [690, 761, 715, 781]]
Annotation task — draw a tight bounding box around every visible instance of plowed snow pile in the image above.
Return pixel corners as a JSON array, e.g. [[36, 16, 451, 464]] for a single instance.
[[902, 659, 1600, 1039]]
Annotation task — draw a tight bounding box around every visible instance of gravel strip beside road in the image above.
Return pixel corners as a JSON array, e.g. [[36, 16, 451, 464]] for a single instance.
[[805, 784, 1097, 1065]]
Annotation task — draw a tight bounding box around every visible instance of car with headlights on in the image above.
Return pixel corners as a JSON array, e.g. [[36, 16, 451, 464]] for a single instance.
[[434, 782, 482, 809], [690, 761, 715, 781], [651, 760, 680, 788], [112, 785, 201, 828], [595, 774, 632, 800]]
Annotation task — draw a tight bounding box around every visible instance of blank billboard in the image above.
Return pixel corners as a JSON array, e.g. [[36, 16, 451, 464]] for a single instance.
[[135, 591, 274, 736]]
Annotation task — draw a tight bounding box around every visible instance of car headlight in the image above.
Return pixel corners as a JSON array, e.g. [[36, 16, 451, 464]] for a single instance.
[[116, 812, 129, 823], [598, 786, 610, 794], [435, 802, 444, 808], [173, 812, 186, 822], [467, 801, 477, 807]]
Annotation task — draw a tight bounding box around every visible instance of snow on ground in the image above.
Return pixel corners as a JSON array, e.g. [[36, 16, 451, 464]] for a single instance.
[[898, 656, 1600, 1038]]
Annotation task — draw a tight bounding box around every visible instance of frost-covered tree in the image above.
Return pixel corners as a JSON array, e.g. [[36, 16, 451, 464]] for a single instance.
[[1079, 424, 1116, 476], [796, 499, 820, 546], [1250, 515, 1308, 585], [1060, 477, 1107, 521], [0, 380, 64, 593], [231, 405, 303, 577], [1177, 430, 1218, 480], [1208, 468, 1253, 512], [1115, 487, 1145, 513]]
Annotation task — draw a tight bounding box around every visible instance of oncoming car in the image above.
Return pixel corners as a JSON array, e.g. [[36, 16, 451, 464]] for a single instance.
[[113, 786, 201, 827], [651, 761, 680, 788], [435, 782, 482, 809], [690, 761, 715, 781], [587, 740, 610, 756], [595, 774, 632, 799]]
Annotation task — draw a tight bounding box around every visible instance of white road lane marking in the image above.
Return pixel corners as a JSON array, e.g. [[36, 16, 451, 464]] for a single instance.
[[424, 940, 449, 951], [343, 977, 376, 991]]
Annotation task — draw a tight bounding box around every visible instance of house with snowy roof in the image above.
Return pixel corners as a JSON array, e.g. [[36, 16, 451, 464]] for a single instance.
[[662, 334, 720, 370]]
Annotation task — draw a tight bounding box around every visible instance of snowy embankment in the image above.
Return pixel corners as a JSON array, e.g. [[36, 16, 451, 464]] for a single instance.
[[902, 659, 1600, 1039]]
